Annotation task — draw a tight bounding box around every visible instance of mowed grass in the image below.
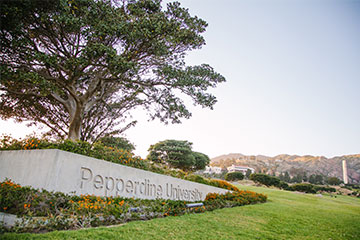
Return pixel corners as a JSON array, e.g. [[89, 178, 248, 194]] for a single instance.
[[2, 185, 360, 240]]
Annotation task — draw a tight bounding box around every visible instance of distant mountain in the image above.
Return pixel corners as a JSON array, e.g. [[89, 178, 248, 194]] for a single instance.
[[210, 154, 360, 183]]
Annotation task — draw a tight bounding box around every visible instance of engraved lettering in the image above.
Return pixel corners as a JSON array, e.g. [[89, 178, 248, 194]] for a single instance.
[[116, 178, 124, 194], [140, 181, 145, 194], [94, 175, 104, 189], [80, 167, 93, 188], [126, 180, 133, 193], [105, 177, 115, 196], [134, 181, 139, 195], [156, 185, 163, 198]]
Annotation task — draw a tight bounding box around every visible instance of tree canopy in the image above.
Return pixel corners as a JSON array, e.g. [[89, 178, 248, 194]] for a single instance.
[[0, 0, 225, 141], [98, 136, 135, 152], [147, 139, 210, 171]]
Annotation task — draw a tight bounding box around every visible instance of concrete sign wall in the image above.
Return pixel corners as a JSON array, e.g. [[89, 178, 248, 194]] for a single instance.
[[0, 149, 228, 201]]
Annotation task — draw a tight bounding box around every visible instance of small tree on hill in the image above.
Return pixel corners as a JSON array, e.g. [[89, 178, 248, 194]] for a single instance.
[[284, 172, 291, 183], [245, 169, 252, 179], [326, 177, 342, 186], [147, 139, 209, 171]]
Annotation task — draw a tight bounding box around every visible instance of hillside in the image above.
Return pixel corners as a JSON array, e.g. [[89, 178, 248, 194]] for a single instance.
[[211, 154, 360, 183]]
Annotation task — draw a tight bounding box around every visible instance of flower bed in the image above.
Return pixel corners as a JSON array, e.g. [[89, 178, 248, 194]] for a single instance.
[[0, 179, 267, 233]]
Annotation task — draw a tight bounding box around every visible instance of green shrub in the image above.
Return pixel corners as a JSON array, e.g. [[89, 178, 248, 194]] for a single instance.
[[185, 174, 210, 185], [250, 173, 281, 187], [98, 136, 135, 152], [225, 172, 244, 181], [314, 186, 336, 193], [325, 177, 342, 186], [278, 181, 290, 190], [289, 183, 316, 193]]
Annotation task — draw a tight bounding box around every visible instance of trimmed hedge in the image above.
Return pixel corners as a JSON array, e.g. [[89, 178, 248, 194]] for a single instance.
[[225, 172, 244, 181], [250, 173, 281, 187]]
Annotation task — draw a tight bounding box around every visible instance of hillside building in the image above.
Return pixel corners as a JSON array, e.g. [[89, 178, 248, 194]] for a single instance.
[[227, 165, 255, 174]]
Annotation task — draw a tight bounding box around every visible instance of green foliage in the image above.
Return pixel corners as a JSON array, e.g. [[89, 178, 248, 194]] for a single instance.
[[278, 181, 290, 190], [0, 135, 147, 170], [204, 190, 267, 210], [289, 183, 336, 193], [225, 172, 244, 181], [326, 177, 342, 186], [0, 0, 225, 141], [192, 152, 210, 170], [245, 169, 252, 179], [184, 174, 210, 185], [289, 183, 317, 193], [314, 185, 336, 193], [98, 136, 135, 152], [284, 172, 291, 182], [309, 174, 324, 185], [290, 173, 303, 183], [250, 173, 281, 187], [147, 139, 209, 171]]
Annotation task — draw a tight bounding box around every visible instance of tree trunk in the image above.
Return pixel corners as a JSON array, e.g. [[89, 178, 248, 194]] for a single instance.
[[68, 105, 84, 140]]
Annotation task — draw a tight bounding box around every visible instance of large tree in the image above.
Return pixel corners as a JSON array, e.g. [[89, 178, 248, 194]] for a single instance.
[[0, 0, 225, 141]]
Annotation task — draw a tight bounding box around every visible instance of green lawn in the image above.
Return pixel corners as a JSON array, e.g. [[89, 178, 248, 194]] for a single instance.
[[2, 185, 360, 240]]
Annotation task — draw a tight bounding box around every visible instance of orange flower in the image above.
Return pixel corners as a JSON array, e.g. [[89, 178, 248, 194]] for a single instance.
[[3, 207, 8, 210]]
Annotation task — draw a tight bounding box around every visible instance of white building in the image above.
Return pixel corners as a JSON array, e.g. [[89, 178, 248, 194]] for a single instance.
[[204, 166, 223, 174], [227, 165, 255, 174]]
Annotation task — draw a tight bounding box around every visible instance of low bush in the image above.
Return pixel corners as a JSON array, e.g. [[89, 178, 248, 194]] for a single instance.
[[185, 174, 210, 185], [250, 173, 281, 187], [209, 179, 241, 192], [0, 179, 267, 233], [313, 185, 336, 193], [225, 172, 244, 181], [278, 181, 290, 190], [289, 183, 317, 193], [289, 183, 337, 194], [204, 190, 267, 210]]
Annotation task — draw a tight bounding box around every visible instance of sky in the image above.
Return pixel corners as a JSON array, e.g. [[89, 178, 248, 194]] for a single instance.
[[0, 0, 359, 159]]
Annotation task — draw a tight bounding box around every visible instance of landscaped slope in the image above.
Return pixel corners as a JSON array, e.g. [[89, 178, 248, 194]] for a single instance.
[[2, 185, 359, 239]]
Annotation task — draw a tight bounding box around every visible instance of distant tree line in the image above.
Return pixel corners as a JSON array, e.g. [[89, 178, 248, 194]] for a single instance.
[[278, 171, 342, 185]]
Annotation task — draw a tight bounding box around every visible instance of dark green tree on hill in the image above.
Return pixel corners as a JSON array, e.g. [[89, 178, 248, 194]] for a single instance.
[[326, 177, 342, 186], [284, 172, 291, 183], [245, 169, 252, 179], [0, 0, 225, 141], [147, 139, 210, 171]]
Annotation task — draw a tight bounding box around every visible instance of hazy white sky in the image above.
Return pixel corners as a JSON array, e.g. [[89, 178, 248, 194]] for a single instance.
[[1, 0, 359, 158]]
